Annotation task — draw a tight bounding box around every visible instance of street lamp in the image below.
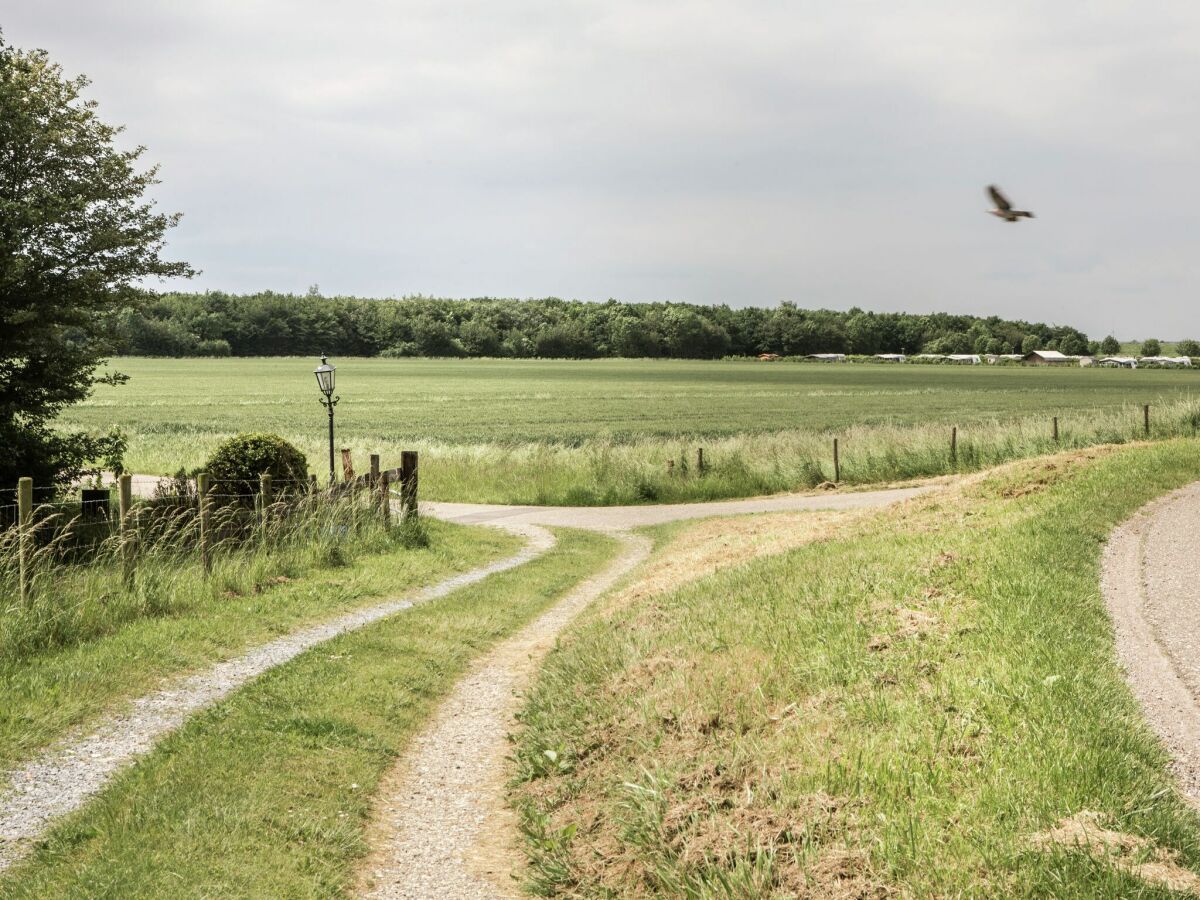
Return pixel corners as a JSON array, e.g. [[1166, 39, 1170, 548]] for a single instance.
[[314, 355, 339, 482]]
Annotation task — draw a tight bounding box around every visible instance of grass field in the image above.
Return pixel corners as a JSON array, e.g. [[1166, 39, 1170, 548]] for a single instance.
[[512, 441, 1200, 896], [59, 357, 1200, 505]]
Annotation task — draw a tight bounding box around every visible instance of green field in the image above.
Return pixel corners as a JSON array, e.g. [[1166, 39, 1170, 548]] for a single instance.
[[60, 357, 1200, 504]]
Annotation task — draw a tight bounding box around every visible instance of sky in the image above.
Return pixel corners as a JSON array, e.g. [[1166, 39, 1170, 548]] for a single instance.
[[6, 1, 1200, 339]]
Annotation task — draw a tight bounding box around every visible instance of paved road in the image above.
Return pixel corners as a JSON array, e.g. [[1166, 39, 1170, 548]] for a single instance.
[[422, 485, 935, 531]]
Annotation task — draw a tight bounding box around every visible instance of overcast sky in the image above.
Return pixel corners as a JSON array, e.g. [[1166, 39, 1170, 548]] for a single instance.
[[7, 2, 1200, 338]]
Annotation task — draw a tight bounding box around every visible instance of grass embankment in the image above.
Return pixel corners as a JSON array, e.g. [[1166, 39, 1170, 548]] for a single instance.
[[514, 441, 1200, 896], [62, 357, 1200, 505], [0, 518, 518, 779], [0, 528, 616, 898]]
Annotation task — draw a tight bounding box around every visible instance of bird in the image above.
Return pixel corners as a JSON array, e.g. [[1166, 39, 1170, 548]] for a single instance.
[[986, 185, 1034, 221]]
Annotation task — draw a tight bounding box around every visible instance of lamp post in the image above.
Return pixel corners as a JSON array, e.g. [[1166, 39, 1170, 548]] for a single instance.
[[314, 355, 339, 482]]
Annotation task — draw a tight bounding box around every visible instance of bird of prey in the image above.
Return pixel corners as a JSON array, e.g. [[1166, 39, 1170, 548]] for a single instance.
[[986, 185, 1034, 221]]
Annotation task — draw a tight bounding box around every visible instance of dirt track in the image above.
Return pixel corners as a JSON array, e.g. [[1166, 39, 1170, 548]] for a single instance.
[[1102, 482, 1200, 803], [422, 483, 933, 530]]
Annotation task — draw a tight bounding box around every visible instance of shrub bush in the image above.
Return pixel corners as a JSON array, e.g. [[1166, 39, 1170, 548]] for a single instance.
[[203, 433, 308, 502]]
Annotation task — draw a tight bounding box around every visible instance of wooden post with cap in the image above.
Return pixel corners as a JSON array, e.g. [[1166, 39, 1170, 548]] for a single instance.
[[400, 451, 419, 521], [119, 474, 134, 585], [17, 477, 32, 604]]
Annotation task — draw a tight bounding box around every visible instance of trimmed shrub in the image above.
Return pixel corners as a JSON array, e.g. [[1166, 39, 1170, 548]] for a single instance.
[[203, 433, 308, 502]]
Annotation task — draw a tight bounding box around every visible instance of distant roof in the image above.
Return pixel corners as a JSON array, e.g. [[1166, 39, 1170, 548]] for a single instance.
[[1025, 349, 1070, 359]]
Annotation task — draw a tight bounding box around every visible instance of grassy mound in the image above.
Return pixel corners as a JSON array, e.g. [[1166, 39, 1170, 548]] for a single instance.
[[513, 441, 1200, 896]]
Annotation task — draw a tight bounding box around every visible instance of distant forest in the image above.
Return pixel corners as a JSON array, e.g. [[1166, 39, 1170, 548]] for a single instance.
[[115, 291, 1099, 359]]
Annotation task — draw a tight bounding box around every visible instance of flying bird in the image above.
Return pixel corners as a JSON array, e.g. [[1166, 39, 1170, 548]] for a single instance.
[[986, 185, 1034, 221]]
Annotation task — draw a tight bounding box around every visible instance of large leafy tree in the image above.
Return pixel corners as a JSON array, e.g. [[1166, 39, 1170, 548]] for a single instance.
[[0, 33, 192, 492]]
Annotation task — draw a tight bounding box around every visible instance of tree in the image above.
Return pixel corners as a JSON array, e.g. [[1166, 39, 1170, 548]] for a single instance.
[[1021, 334, 1043, 354], [1100, 335, 1121, 355], [1177, 339, 1200, 357], [1058, 334, 1087, 356], [1141, 338, 1162, 357], [1, 35, 193, 491]]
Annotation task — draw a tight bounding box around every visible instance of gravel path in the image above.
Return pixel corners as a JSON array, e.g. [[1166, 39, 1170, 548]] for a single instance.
[[357, 532, 652, 899], [0, 481, 935, 880], [1102, 482, 1200, 803], [423, 484, 933, 530], [0, 524, 556, 874]]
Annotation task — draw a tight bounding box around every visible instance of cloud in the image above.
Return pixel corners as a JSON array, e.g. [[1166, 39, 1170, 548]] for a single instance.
[[6, 1, 1200, 338]]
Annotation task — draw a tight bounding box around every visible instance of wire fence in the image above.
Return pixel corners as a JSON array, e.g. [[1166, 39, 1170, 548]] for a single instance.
[[1, 452, 418, 608]]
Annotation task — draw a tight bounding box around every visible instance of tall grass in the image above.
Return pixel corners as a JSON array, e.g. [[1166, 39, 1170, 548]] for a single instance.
[[398, 396, 1200, 504], [0, 483, 415, 662]]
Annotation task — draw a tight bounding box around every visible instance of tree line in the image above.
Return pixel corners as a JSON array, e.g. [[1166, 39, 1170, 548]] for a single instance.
[[117, 290, 1105, 360]]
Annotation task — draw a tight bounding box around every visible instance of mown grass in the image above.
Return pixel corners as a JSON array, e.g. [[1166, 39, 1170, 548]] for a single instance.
[[0, 517, 517, 780], [58, 357, 1200, 505], [0, 528, 616, 898], [513, 440, 1200, 897]]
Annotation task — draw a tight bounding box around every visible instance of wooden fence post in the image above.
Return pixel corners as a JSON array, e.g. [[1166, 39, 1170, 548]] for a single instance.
[[380, 470, 391, 529], [400, 450, 419, 521], [833, 438, 840, 483], [1052, 416, 1059, 442], [950, 426, 958, 463], [18, 476, 32, 604], [666, 458, 674, 476], [370, 454, 381, 513], [259, 473, 272, 536], [1144, 404, 1151, 435], [341, 448, 354, 483], [197, 472, 212, 574], [119, 474, 134, 586], [696, 448, 705, 473]]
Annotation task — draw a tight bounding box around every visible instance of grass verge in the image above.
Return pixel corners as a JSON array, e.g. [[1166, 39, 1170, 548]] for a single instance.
[[513, 440, 1200, 897], [0, 528, 616, 898], [0, 518, 517, 779]]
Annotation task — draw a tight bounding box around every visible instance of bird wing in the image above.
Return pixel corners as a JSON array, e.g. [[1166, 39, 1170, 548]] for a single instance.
[[987, 185, 1012, 211]]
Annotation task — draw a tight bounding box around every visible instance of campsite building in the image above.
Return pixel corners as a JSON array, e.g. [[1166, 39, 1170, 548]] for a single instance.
[[1139, 356, 1193, 367], [1023, 350, 1076, 366]]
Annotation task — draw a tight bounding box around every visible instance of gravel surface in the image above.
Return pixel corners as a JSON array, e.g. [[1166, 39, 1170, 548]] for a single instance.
[[422, 484, 934, 530], [1102, 482, 1200, 803], [357, 532, 652, 899], [0, 524, 556, 874]]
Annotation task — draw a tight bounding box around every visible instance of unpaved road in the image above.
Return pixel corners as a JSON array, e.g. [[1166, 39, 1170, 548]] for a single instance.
[[358, 533, 651, 899], [1, 481, 934, 882], [1103, 482, 1200, 803], [356, 483, 936, 898], [0, 525, 556, 874], [423, 484, 932, 530]]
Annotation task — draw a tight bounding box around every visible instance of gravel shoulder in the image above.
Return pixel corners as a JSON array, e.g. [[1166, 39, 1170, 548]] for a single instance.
[[1102, 481, 1200, 803]]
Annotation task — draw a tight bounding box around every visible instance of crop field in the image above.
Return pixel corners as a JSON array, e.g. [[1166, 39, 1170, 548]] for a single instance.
[[60, 357, 1200, 504]]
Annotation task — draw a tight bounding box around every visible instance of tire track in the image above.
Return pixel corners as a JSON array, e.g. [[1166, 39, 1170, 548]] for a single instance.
[[0, 524, 555, 874]]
